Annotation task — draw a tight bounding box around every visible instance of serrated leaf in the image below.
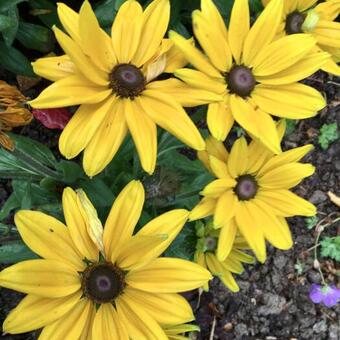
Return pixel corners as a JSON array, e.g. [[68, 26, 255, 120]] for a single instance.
[[0, 240, 38, 264], [320, 236, 340, 261]]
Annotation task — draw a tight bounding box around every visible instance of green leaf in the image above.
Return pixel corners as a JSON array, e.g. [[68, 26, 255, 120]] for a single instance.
[[0, 193, 20, 221], [0, 0, 27, 12], [320, 236, 340, 261], [0, 41, 34, 76], [0, 240, 38, 264], [213, 0, 234, 23], [16, 21, 55, 52], [94, 0, 125, 28], [55, 160, 84, 184], [1, 5, 19, 46], [29, 0, 60, 28], [0, 14, 15, 31], [318, 123, 339, 150]]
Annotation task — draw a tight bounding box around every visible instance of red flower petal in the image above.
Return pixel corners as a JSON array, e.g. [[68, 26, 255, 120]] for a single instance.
[[32, 108, 71, 130]]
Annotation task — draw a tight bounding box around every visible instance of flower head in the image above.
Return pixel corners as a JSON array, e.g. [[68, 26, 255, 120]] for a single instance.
[[29, 0, 219, 176], [0, 81, 32, 150], [195, 221, 254, 292], [262, 0, 340, 75], [190, 121, 316, 263], [170, 0, 326, 153], [309, 283, 340, 307], [0, 181, 211, 338]]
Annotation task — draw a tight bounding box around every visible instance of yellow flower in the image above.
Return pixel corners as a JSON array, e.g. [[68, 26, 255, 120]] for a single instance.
[[195, 222, 254, 292], [0, 81, 32, 150], [0, 181, 212, 338], [190, 121, 316, 263], [163, 323, 200, 340], [262, 0, 340, 75], [29, 0, 220, 176], [170, 0, 327, 154]]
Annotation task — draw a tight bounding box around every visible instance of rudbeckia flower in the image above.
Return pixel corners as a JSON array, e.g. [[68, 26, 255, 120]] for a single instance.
[[0, 81, 32, 150], [195, 222, 254, 292], [170, 0, 327, 153], [262, 0, 340, 75], [189, 121, 317, 263], [0, 181, 211, 339], [163, 323, 200, 340], [29, 0, 219, 176]]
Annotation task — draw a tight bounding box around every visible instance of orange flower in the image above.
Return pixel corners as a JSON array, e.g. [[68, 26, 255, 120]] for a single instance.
[[0, 81, 32, 150]]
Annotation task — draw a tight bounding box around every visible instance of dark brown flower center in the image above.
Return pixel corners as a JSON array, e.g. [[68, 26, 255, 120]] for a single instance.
[[234, 175, 258, 200], [109, 64, 145, 99], [81, 262, 125, 304], [285, 11, 306, 34], [226, 65, 256, 98]]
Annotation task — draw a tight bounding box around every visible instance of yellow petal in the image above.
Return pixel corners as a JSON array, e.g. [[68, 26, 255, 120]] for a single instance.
[[0, 259, 80, 297], [192, 8, 231, 71], [53, 26, 108, 86], [243, 0, 283, 64], [207, 101, 234, 141], [126, 258, 212, 293], [3, 292, 81, 334], [209, 155, 230, 178], [258, 163, 315, 189], [252, 34, 316, 76], [321, 55, 340, 76], [201, 178, 237, 198], [228, 0, 249, 63], [123, 288, 194, 325], [189, 197, 217, 221], [92, 303, 128, 340], [59, 96, 116, 160], [124, 98, 157, 174], [235, 202, 266, 263], [57, 3, 81, 44], [32, 55, 76, 82], [39, 299, 93, 340], [111, 0, 143, 63], [220, 271, 239, 292], [79, 1, 115, 71], [62, 187, 98, 261], [256, 189, 316, 217], [228, 136, 248, 178], [15, 210, 83, 271], [140, 90, 205, 151], [252, 83, 326, 119], [164, 39, 190, 72], [83, 99, 127, 176], [116, 295, 168, 340], [79, 301, 96, 340], [104, 180, 144, 262], [133, 0, 170, 66], [216, 219, 237, 261], [29, 75, 111, 109], [169, 31, 221, 78], [214, 190, 238, 228], [137, 209, 189, 259]]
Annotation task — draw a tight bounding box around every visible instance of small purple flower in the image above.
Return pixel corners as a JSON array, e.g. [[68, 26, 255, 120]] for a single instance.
[[309, 284, 340, 307]]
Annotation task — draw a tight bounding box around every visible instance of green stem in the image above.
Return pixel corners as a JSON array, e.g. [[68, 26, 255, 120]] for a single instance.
[[157, 145, 183, 157]]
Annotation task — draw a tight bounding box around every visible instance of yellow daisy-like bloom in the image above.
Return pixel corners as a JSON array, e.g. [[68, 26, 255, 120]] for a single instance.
[[194, 222, 254, 292], [170, 0, 327, 154], [163, 323, 200, 340], [29, 0, 220, 176], [0, 181, 212, 339], [0, 81, 32, 150], [189, 121, 317, 263], [262, 0, 340, 75]]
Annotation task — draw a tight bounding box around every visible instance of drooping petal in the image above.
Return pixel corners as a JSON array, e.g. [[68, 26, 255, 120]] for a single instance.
[[104, 180, 144, 262], [140, 90, 205, 151], [133, 0, 170, 66], [59, 96, 116, 159], [227, 136, 248, 178], [124, 98, 157, 174], [111, 0, 143, 63], [216, 219, 237, 261], [0, 259, 80, 297], [189, 197, 217, 221], [83, 99, 128, 176], [32, 55, 76, 82], [126, 258, 212, 293], [62, 187, 98, 261], [29, 75, 111, 109], [214, 190, 238, 228], [123, 288, 194, 325], [252, 83, 326, 119], [15, 210, 83, 271], [92, 303, 128, 340], [79, 1, 115, 71], [38, 299, 93, 340], [3, 292, 81, 334]]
